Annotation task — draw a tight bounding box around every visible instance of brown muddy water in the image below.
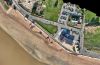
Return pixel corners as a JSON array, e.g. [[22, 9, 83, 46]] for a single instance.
[[0, 28, 47, 65]]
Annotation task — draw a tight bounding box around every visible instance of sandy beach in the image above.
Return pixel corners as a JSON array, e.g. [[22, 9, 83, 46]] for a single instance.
[[0, 28, 46, 65], [0, 4, 100, 65]]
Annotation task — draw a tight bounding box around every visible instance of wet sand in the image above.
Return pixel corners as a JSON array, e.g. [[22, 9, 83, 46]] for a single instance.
[[0, 28, 46, 65]]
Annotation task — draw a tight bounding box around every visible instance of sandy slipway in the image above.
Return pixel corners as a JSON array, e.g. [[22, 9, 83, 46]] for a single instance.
[[0, 4, 100, 65]]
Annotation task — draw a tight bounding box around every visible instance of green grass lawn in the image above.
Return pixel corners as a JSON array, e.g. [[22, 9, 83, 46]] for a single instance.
[[84, 28, 100, 53], [37, 21, 58, 34], [43, 7, 60, 22], [43, 0, 63, 22]]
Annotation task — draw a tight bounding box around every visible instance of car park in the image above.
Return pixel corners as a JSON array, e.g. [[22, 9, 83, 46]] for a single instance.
[[62, 11, 68, 16]]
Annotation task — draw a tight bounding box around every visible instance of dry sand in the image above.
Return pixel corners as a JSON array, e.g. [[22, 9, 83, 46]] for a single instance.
[[0, 28, 46, 65]]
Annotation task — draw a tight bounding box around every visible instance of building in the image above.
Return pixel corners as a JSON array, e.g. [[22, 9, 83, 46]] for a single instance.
[[59, 29, 75, 44], [35, 2, 44, 15], [19, 0, 39, 12], [57, 2, 83, 27], [4, 0, 12, 5]]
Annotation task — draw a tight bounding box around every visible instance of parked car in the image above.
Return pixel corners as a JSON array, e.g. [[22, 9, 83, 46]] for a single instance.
[[60, 16, 66, 20], [62, 11, 68, 16]]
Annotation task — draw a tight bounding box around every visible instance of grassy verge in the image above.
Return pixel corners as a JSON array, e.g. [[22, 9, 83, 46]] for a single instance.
[[84, 28, 100, 53], [43, 7, 60, 22], [43, 0, 63, 22], [37, 21, 58, 34]]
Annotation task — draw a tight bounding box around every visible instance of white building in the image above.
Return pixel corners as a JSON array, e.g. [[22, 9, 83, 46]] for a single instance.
[[19, 0, 39, 12]]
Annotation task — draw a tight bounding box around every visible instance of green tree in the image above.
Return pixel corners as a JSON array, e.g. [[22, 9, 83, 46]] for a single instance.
[[89, 17, 100, 26], [95, 16, 99, 22], [6, 0, 12, 5], [91, 17, 96, 23], [54, 0, 58, 7], [32, 2, 38, 13]]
